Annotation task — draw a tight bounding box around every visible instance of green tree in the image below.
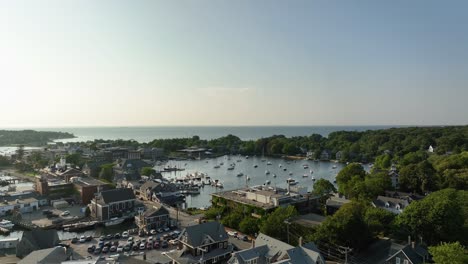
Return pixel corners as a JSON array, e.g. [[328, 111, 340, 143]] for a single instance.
[[336, 163, 367, 195], [374, 154, 392, 169], [312, 178, 336, 196], [239, 217, 260, 236], [399, 161, 436, 194], [99, 163, 114, 182], [312, 201, 372, 250], [260, 206, 298, 241], [16, 145, 25, 160], [429, 242, 468, 264], [141, 167, 156, 176], [221, 211, 243, 230], [66, 153, 84, 167], [395, 189, 467, 245]]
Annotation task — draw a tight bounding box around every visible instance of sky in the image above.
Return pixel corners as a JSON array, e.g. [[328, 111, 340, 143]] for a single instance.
[[1, 1, 467, 127]]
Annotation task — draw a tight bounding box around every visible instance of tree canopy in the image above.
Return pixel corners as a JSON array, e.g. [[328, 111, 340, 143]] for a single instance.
[[429, 242, 468, 264], [395, 189, 467, 245]]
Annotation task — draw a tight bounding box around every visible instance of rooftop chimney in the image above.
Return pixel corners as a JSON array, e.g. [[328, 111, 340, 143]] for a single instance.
[[298, 236, 303, 247], [252, 239, 255, 248], [408, 235, 411, 245], [412, 241, 415, 249]]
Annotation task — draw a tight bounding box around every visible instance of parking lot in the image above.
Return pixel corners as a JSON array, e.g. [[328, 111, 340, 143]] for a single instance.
[[66, 228, 179, 263], [25, 205, 85, 228]]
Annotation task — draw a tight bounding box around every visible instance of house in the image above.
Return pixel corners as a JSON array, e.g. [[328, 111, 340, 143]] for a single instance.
[[228, 233, 325, 264], [306, 151, 316, 159], [320, 150, 331, 160], [135, 206, 170, 231], [113, 159, 152, 180], [0, 237, 18, 249], [139, 181, 184, 206], [388, 170, 399, 188], [372, 196, 409, 214], [82, 161, 108, 178], [16, 230, 60, 258], [386, 242, 430, 264], [428, 145, 434, 153], [90, 188, 137, 221], [165, 221, 233, 264], [325, 194, 351, 215], [19, 246, 82, 264], [139, 147, 165, 160], [335, 151, 344, 161], [56, 168, 85, 182], [0, 197, 39, 216], [383, 191, 424, 202]]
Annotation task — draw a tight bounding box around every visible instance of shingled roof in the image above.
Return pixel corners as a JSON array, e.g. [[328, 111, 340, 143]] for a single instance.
[[100, 188, 135, 204], [181, 221, 228, 248]]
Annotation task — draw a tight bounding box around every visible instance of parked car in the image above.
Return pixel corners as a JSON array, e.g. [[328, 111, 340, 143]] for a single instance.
[[148, 236, 153, 242], [155, 236, 161, 242], [117, 245, 124, 253], [87, 245, 96, 253], [146, 242, 153, 250], [139, 243, 146, 250], [106, 234, 113, 240], [139, 229, 146, 237], [102, 246, 109, 253], [127, 236, 134, 242], [124, 244, 131, 252], [110, 246, 117, 252], [122, 231, 129, 238], [163, 227, 170, 232], [94, 247, 102, 254], [153, 241, 160, 249], [150, 229, 157, 235], [161, 241, 168, 248], [71, 237, 78, 244], [99, 236, 106, 241], [132, 244, 139, 251], [60, 210, 70, 216], [114, 233, 120, 239], [238, 235, 249, 241], [227, 231, 238, 237], [104, 241, 111, 247], [79, 236, 86, 243], [162, 234, 170, 240], [173, 230, 181, 237], [98, 241, 104, 248], [157, 228, 163, 233], [86, 235, 93, 242]]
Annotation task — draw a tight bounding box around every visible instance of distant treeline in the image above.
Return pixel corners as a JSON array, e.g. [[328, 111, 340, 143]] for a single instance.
[[0, 130, 75, 146], [87, 125, 468, 162]]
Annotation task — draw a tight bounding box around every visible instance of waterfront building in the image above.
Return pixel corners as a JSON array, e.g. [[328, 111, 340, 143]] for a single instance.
[[18, 246, 82, 264], [0, 197, 39, 216], [113, 159, 152, 180], [228, 233, 325, 264], [211, 185, 319, 216], [320, 150, 331, 160], [134, 206, 170, 231], [165, 221, 233, 264], [71, 177, 111, 204], [139, 181, 184, 206], [90, 188, 137, 221], [16, 230, 60, 258], [325, 193, 351, 215]]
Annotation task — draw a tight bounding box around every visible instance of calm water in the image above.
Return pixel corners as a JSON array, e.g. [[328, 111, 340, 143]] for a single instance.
[[3, 126, 399, 143], [158, 156, 359, 209]]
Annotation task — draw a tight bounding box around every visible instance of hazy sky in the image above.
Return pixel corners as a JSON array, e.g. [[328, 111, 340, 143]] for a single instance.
[[1, 1, 467, 127]]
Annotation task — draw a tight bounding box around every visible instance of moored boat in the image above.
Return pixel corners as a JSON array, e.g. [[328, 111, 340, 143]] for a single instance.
[[105, 218, 125, 227]]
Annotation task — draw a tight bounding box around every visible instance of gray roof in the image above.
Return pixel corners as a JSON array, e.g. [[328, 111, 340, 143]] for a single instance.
[[143, 206, 169, 218], [373, 196, 409, 209], [229, 234, 324, 264], [386, 244, 429, 264], [17, 229, 60, 257], [181, 221, 229, 248], [19, 246, 82, 264], [100, 188, 135, 204]]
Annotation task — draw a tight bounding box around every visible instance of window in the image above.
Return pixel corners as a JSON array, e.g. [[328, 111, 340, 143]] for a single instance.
[[403, 260, 409, 264], [395, 257, 400, 264]]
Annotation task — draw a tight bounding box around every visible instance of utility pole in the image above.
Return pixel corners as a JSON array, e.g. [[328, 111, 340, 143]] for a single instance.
[[283, 218, 291, 244], [338, 246, 353, 264]]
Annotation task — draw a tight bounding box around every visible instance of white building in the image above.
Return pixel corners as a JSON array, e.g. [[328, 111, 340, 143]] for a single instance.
[[0, 198, 39, 216]]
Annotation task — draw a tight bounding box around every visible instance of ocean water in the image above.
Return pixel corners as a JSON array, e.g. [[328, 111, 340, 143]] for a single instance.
[[7, 126, 399, 143]]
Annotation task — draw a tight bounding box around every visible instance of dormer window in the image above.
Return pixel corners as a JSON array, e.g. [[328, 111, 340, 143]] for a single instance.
[[385, 202, 390, 208]]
